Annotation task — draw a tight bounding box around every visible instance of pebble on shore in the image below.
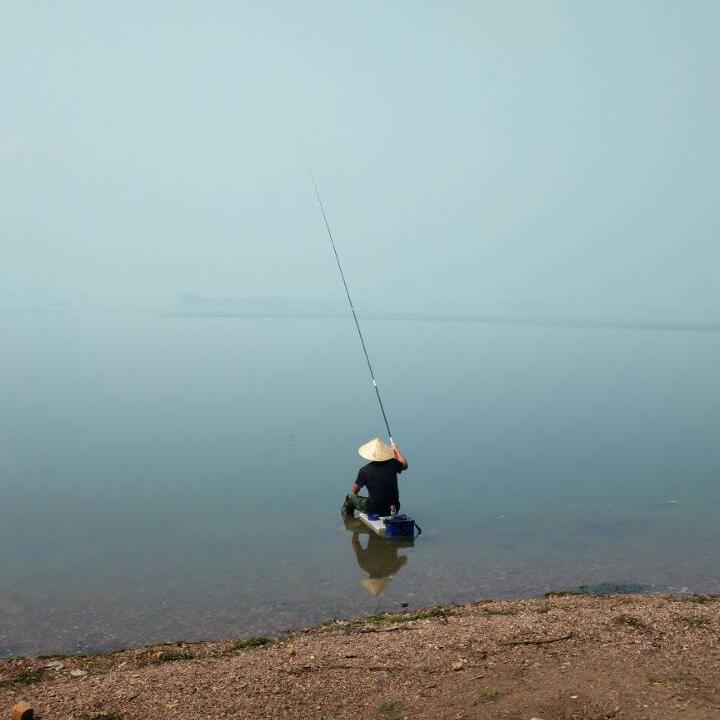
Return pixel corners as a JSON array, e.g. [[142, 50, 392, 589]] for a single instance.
[[12, 701, 34, 720]]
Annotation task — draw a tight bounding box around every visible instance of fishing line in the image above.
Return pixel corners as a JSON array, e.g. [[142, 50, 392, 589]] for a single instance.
[[304, 157, 394, 444]]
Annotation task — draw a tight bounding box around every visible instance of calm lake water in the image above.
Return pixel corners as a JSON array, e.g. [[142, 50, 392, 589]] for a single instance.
[[1, 308, 719, 658]]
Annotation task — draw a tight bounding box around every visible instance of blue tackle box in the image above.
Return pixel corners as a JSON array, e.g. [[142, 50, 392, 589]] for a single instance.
[[383, 514, 417, 539]]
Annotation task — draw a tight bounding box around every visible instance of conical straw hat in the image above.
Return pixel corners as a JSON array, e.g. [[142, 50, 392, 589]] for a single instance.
[[358, 437, 394, 462], [360, 577, 391, 596]]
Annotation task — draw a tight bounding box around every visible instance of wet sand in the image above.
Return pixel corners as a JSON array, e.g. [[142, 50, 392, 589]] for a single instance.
[[3, 594, 720, 719]]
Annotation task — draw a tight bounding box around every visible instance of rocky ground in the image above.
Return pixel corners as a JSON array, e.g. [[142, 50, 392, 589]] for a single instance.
[[3, 594, 720, 720]]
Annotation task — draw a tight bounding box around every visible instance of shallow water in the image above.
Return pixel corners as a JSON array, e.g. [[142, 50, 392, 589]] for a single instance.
[[1, 308, 719, 657]]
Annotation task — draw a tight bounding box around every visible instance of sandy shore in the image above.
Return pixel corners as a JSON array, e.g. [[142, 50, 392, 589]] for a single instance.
[[3, 594, 720, 719]]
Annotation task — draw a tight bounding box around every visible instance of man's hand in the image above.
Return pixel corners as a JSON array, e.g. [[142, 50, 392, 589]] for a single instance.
[[392, 443, 408, 469]]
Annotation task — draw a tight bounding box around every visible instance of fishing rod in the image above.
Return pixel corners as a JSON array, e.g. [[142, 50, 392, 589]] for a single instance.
[[305, 161, 394, 445]]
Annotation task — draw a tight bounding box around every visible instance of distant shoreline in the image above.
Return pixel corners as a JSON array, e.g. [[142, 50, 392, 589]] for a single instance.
[[4, 303, 718, 333], [168, 309, 720, 333]]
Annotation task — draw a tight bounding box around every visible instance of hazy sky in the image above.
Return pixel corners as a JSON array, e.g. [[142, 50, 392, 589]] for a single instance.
[[2, 2, 718, 317]]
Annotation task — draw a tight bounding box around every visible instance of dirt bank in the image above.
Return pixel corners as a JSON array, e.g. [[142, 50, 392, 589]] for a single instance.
[[3, 594, 720, 719]]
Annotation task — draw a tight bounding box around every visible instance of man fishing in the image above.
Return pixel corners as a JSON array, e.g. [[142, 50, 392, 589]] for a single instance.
[[308, 163, 411, 522], [342, 438, 409, 517]]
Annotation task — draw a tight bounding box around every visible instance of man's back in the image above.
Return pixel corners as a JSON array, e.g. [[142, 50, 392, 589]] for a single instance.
[[356, 459, 405, 515], [342, 438, 408, 519]]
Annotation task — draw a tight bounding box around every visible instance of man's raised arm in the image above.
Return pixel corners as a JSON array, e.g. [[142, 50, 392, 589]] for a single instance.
[[392, 444, 408, 470]]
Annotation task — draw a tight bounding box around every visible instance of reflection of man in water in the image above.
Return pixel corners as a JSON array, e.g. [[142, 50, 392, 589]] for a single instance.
[[348, 521, 409, 595]]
